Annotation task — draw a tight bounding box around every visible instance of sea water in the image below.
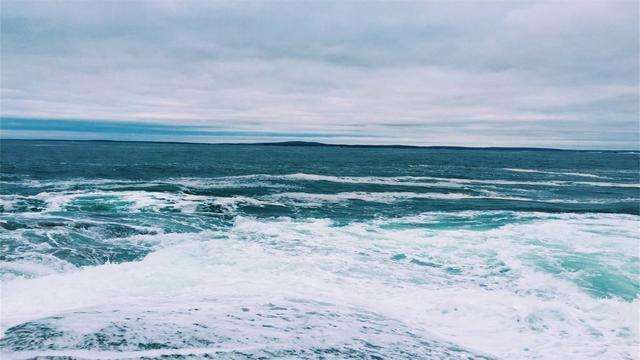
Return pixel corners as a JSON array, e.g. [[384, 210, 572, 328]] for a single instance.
[[0, 140, 638, 359]]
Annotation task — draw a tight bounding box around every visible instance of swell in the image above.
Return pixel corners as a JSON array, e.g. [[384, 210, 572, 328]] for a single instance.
[[1, 213, 638, 359], [2, 173, 639, 215], [2, 141, 639, 360], [502, 168, 609, 179], [3, 173, 639, 191]]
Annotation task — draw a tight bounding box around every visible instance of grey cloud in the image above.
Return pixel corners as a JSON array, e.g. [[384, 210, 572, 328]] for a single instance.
[[1, 0, 638, 149]]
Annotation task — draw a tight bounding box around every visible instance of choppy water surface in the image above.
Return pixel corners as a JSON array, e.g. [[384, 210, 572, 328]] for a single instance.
[[1, 140, 638, 359]]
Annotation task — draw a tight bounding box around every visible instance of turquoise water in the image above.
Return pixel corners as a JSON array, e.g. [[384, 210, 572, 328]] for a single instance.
[[0, 140, 638, 359]]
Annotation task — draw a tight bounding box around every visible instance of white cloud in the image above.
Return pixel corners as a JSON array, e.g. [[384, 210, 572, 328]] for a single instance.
[[1, 0, 638, 148]]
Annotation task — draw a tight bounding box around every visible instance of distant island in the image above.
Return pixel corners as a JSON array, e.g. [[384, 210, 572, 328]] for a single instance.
[[2, 138, 638, 153]]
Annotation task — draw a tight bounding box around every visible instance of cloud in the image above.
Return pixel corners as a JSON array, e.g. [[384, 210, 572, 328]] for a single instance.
[[0, 117, 358, 138], [1, 0, 638, 149]]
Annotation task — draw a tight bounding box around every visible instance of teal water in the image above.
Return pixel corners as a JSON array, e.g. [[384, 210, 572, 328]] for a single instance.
[[0, 140, 638, 359]]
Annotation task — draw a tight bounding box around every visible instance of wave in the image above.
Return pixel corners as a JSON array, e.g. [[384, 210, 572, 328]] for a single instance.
[[0, 346, 485, 360], [1, 177, 293, 192], [2, 213, 638, 359], [571, 181, 640, 188], [270, 191, 531, 205], [19, 190, 281, 214], [503, 168, 608, 178], [29, 190, 208, 213], [0, 257, 76, 281], [3, 188, 636, 218], [543, 197, 640, 204], [0, 196, 20, 211], [211, 195, 282, 210], [3, 174, 638, 194], [252, 173, 640, 189]]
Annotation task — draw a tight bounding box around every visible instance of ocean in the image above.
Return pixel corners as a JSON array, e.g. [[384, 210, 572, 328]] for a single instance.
[[0, 139, 638, 359]]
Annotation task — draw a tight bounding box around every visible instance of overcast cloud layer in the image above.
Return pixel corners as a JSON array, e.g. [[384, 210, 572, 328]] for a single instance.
[[1, 0, 638, 149]]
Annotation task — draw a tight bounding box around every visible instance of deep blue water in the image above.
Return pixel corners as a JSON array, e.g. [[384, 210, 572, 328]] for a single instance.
[[1, 140, 638, 359]]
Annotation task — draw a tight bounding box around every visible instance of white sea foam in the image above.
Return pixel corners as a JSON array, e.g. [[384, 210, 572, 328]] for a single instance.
[[7, 188, 635, 219], [258, 173, 468, 188], [2, 212, 638, 359], [270, 190, 635, 205], [30, 190, 210, 213], [5, 174, 639, 194], [572, 181, 640, 188], [167, 177, 294, 190], [270, 191, 530, 205], [0, 299, 485, 359], [212, 195, 283, 210], [3, 177, 294, 193], [0, 196, 19, 211], [543, 197, 640, 204], [503, 168, 609, 178], [0, 257, 76, 280], [243, 173, 640, 189]]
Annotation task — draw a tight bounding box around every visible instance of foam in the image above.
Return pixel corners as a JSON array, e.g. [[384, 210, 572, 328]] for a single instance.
[[167, 177, 294, 190], [6, 174, 639, 196], [212, 195, 282, 210], [543, 197, 640, 204], [572, 181, 640, 188], [2, 213, 638, 359], [4, 177, 293, 192], [256, 173, 640, 189], [30, 190, 209, 213], [0, 297, 489, 359], [17, 188, 634, 217], [270, 191, 531, 205], [0, 196, 19, 211], [0, 257, 76, 281], [503, 168, 609, 178]]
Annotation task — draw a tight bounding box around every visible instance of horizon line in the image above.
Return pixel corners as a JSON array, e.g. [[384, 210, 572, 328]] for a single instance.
[[1, 138, 638, 153]]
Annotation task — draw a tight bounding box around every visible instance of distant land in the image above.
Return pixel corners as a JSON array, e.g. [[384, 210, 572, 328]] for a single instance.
[[1, 139, 638, 153]]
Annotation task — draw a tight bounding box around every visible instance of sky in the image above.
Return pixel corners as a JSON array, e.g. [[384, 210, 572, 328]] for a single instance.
[[1, 0, 638, 149]]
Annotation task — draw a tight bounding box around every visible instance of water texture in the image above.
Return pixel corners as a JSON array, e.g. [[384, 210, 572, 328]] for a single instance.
[[1, 140, 638, 359]]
